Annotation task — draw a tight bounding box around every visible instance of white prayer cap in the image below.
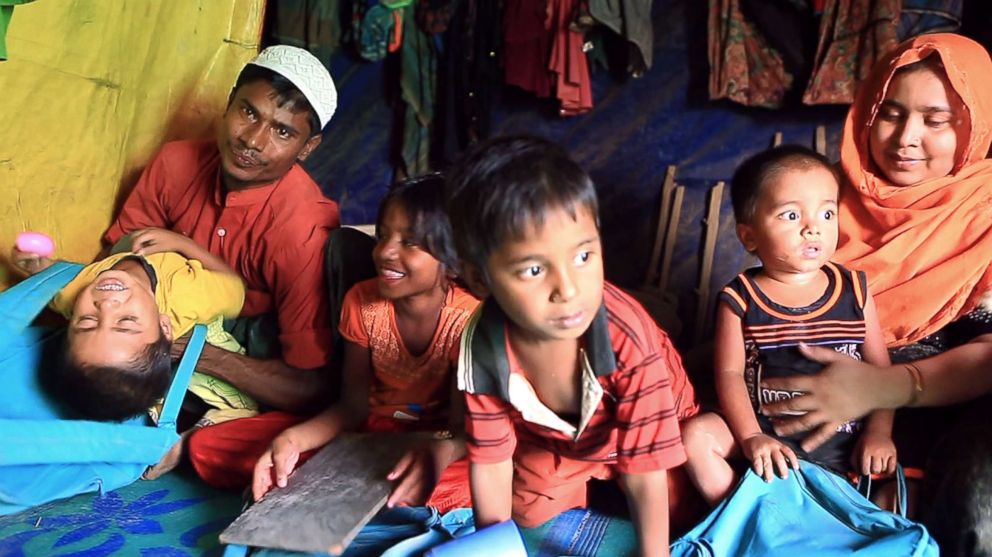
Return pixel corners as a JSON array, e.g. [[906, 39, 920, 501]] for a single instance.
[[247, 45, 337, 130]]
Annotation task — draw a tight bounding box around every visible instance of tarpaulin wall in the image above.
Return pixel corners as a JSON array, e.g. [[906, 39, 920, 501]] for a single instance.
[[302, 0, 849, 349], [0, 0, 265, 289]]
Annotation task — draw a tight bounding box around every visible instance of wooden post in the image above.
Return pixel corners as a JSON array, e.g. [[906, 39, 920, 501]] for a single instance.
[[657, 185, 685, 293], [643, 165, 678, 288], [695, 181, 725, 344], [815, 125, 826, 155]]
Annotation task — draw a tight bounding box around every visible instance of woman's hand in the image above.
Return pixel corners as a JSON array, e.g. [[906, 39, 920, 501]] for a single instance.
[[762, 343, 894, 450], [740, 433, 799, 482]]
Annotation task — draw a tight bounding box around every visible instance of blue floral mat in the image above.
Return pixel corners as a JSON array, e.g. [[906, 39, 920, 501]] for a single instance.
[[0, 467, 243, 557], [0, 468, 636, 557]]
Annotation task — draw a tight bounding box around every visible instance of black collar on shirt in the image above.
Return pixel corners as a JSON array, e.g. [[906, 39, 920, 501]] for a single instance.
[[112, 255, 159, 293], [465, 298, 617, 399]]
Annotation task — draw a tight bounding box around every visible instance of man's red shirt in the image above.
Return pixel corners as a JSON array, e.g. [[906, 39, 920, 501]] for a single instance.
[[104, 139, 340, 370]]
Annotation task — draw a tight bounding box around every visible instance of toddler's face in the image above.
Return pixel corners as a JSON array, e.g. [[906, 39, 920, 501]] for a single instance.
[[737, 166, 839, 279], [69, 269, 169, 368], [482, 205, 604, 343]]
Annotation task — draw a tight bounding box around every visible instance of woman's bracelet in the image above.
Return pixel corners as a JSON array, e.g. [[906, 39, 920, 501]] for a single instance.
[[904, 363, 924, 406]]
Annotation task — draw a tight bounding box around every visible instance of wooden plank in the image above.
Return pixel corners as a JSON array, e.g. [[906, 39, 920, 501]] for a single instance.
[[815, 125, 826, 155], [695, 181, 725, 344], [657, 185, 685, 292], [643, 165, 678, 288], [220, 432, 426, 555]]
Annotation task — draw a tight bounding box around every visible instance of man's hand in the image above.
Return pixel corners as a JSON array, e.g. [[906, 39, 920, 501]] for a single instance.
[[143, 428, 197, 480]]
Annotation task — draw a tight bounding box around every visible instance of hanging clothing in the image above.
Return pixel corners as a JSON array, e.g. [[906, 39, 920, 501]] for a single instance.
[[708, 0, 900, 108], [0, 0, 35, 61], [265, 0, 343, 65], [548, 0, 593, 115], [434, 0, 503, 164], [835, 34, 992, 346], [589, 0, 654, 75], [898, 0, 963, 39], [503, 0, 554, 98], [803, 0, 901, 105], [399, 4, 436, 175]]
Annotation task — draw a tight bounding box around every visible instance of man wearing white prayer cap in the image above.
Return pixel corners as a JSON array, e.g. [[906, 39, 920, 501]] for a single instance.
[[103, 46, 349, 480]]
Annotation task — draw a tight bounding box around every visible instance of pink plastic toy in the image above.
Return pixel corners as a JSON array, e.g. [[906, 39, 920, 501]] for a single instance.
[[15, 231, 56, 258]]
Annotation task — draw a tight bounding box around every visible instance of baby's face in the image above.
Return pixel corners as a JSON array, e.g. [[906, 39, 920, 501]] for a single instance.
[[737, 166, 839, 278], [68, 269, 168, 368]]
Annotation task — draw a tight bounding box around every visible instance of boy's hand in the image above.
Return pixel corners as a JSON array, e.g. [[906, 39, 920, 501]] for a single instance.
[[852, 431, 897, 476], [740, 433, 799, 482], [131, 227, 194, 256], [9, 247, 54, 277], [252, 435, 302, 501]]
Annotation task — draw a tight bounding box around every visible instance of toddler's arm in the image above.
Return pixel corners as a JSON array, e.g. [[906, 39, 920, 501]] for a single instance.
[[852, 292, 897, 474], [714, 302, 798, 480]]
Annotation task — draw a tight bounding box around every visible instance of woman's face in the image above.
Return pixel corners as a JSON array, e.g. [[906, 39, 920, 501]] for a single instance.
[[868, 66, 966, 187]]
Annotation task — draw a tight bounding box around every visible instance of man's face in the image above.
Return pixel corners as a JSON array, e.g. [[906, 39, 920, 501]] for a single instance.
[[481, 205, 604, 344], [69, 269, 171, 368], [217, 80, 322, 189]]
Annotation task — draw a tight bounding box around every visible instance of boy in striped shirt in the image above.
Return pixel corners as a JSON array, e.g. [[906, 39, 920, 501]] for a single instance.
[[680, 145, 896, 508], [446, 136, 698, 556]]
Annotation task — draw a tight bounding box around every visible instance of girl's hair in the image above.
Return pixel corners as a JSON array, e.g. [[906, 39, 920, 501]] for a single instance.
[[376, 173, 459, 273]]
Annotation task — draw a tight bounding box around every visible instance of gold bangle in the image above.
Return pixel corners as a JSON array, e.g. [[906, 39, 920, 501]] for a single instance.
[[904, 363, 924, 406]]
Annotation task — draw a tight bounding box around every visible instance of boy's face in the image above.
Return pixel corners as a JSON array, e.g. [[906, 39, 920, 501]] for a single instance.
[[481, 205, 604, 343], [373, 201, 445, 300], [737, 166, 839, 279], [69, 269, 172, 368]]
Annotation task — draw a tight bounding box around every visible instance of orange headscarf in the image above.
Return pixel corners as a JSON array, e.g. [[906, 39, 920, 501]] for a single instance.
[[836, 33, 992, 347]]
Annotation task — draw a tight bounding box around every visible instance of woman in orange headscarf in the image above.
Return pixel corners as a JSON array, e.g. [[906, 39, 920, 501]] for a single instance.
[[762, 33, 992, 553]]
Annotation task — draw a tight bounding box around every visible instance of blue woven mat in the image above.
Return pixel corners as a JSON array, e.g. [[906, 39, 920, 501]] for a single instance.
[[0, 468, 637, 557], [0, 467, 242, 557]]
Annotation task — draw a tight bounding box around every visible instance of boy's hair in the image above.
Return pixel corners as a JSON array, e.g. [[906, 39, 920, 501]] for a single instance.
[[377, 173, 460, 272], [60, 332, 173, 422], [230, 65, 321, 138], [730, 144, 838, 225], [445, 135, 599, 277]]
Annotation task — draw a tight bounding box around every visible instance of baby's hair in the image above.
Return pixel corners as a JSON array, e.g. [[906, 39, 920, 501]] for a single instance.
[[377, 173, 459, 272], [730, 144, 838, 225], [445, 135, 599, 279], [60, 332, 173, 422]]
